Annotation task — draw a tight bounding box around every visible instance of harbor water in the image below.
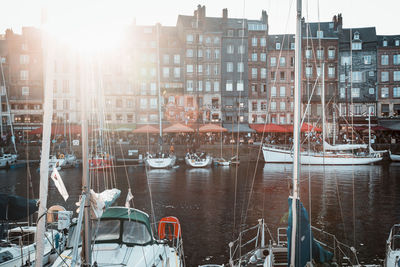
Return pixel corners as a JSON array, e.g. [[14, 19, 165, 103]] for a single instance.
[[1, 161, 399, 266]]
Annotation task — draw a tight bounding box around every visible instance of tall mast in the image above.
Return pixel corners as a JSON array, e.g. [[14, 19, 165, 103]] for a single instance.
[[290, 0, 302, 265], [156, 23, 162, 152], [81, 54, 91, 265], [35, 10, 53, 265], [322, 62, 326, 155]]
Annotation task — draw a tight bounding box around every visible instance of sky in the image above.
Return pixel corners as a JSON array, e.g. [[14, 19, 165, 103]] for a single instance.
[[1, 0, 399, 38]]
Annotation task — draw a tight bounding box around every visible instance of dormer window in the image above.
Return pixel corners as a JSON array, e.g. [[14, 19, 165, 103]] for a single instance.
[[395, 40, 399, 47], [317, 30, 324, 38], [276, 42, 281, 50], [383, 39, 388, 47], [354, 32, 360, 40], [352, 42, 362, 50]]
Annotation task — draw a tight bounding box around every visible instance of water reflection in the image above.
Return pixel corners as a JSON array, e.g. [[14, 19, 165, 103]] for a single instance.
[[0, 162, 399, 265]]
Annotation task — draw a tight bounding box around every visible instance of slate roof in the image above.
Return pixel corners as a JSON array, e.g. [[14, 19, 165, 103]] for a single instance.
[[339, 27, 377, 44], [268, 34, 295, 50], [303, 21, 339, 38], [377, 35, 400, 47]]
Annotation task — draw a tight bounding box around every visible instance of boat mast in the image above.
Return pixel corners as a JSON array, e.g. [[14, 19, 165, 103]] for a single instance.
[[81, 54, 92, 265], [290, 0, 302, 265], [156, 23, 162, 152], [35, 10, 54, 266], [322, 62, 326, 155]]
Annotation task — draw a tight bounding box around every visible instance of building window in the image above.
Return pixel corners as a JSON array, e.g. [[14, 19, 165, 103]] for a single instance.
[[214, 49, 220, 59], [252, 37, 257, 46], [270, 57, 276, 67], [306, 65, 312, 78], [280, 57, 286, 66], [214, 37, 220, 44], [260, 53, 266, 62], [276, 42, 281, 50], [328, 66, 335, 78], [237, 62, 244, 73], [305, 48, 312, 59], [364, 55, 371, 64], [186, 65, 193, 73], [291, 43, 295, 50], [252, 102, 258, 111], [381, 87, 389, 98], [280, 86, 286, 97], [351, 88, 360, 98], [20, 70, 28, 80], [198, 80, 203, 91], [369, 88, 375, 95], [227, 45, 234, 54], [205, 81, 211, 92], [394, 55, 400, 65], [237, 80, 244, 91], [395, 71, 400, 81], [396, 40, 400, 47], [186, 34, 193, 43], [227, 62, 233, 72], [187, 80, 193, 91], [174, 54, 180, 64], [270, 102, 276, 111], [174, 67, 180, 78], [280, 102, 286, 111], [316, 30, 324, 38], [238, 45, 245, 54], [22, 86, 29, 96], [280, 71, 285, 81], [227, 30, 234, 37], [328, 48, 335, 59], [238, 29, 245, 37], [383, 40, 388, 47], [20, 55, 29, 64], [381, 71, 389, 82], [341, 56, 350, 66], [226, 80, 233, 91], [214, 65, 219, 75], [252, 68, 257, 79], [381, 55, 389, 65], [317, 49, 324, 60], [197, 49, 203, 58], [261, 68, 266, 79], [352, 71, 363, 83], [271, 86, 277, 97], [251, 53, 257, 61], [260, 37, 266, 46], [352, 42, 362, 50], [150, 83, 157, 95], [198, 65, 203, 73], [205, 49, 211, 59], [140, 98, 147, 109], [394, 87, 400, 98], [214, 81, 219, 91], [340, 87, 345, 98], [163, 67, 169, 78], [186, 49, 193, 57]]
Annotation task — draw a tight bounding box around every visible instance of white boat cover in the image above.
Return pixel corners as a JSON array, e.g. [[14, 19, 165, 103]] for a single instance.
[[323, 141, 367, 151]]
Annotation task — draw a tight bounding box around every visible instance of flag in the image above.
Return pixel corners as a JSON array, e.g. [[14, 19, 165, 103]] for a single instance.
[[50, 167, 69, 201], [125, 189, 133, 208]]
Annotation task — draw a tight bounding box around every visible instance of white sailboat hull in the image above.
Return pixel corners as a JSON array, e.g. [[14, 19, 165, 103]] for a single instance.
[[145, 155, 176, 168], [52, 243, 182, 267], [0, 154, 18, 168], [185, 156, 213, 168], [262, 146, 383, 165], [389, 151, 400, 162]]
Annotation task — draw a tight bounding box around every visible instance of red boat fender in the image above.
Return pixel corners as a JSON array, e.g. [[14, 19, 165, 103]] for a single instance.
[[158, 216, 181, 240]]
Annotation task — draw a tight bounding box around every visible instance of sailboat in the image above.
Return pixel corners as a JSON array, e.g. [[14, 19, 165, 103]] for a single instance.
[[222, 2, 364, 266], [144, 24, 176, 169], [262, 62, 383, 165]]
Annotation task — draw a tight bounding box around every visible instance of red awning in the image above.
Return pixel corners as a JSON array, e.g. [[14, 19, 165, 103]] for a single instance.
[[163, 123, 194, 133], [132, 125, 159, 134], [250, 124, 290, 133], [283, 123, 322, 132], [199, 124, 227, 133]]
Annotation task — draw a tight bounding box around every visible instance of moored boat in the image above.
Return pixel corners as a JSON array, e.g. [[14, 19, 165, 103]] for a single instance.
[[185, 152, 213, 168]]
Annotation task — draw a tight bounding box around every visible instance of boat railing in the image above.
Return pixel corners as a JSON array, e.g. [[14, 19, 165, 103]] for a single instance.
[[387, 224, 400, 251], [228, 219, 275, 266], [263, 144, 292, 151], [311, 226, 361, 266], [277, 227, 288, 246]]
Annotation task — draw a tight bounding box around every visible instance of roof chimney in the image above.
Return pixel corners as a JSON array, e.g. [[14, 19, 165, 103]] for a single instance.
[[337, 14, 343, 31], [222, 8, 228, 20], [201, 5, 206, 18]]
